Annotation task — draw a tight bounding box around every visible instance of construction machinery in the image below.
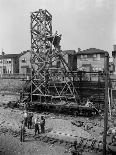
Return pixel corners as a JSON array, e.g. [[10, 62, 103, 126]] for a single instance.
[[21, 9, 108, 116]]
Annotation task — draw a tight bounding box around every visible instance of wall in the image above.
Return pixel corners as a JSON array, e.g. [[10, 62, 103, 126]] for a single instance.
[[13, 57, 19, 73], [77, 54, 105, 71], [68, 54, 77, 71], [0, 59, 12, 74], [0, 57, 19, 74], [112, 51, 116, 73], [19, 51, 31, 74]]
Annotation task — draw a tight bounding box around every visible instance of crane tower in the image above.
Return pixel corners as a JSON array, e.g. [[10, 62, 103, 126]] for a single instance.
[[30, 9, 78, 102]]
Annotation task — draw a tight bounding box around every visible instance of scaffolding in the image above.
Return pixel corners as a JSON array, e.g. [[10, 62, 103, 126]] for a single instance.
[[30, 9, 78, 103]]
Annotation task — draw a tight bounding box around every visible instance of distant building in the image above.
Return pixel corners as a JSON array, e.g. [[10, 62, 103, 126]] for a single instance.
[[62, 50, 77, 71], [19, 49, 75, 75], [76, 48, 108, 72], [112, 45, 116, 74], [0, 53, 20, 74], [18, 48, 111, 75], [19, 50, 31, 74], [50, 50, 77, 70]]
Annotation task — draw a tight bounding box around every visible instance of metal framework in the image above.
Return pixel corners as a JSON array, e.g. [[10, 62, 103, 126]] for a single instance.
[[30, 9, 78, 102]]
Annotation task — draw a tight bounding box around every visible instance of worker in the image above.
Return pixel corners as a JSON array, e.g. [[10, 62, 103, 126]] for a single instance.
[[27, 112, 33, 129], [20, 120, 26, 142], [23, 110, 28, 127], [40, 116, 45, 133], [34, 115, 40, 136]]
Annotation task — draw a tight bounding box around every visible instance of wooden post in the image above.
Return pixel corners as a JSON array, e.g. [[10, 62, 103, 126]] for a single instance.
[[110, 88, 113, 113], [30, 13, 33, 103], [103, 52, 109, 155]]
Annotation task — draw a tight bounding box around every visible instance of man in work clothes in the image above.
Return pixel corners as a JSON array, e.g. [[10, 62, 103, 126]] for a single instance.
[[20, 121, 26, 142], [40, 116, 45, 133], [34, 116, 40, 136], [27, 113, 33, 129], [24, 111, 28, 127]]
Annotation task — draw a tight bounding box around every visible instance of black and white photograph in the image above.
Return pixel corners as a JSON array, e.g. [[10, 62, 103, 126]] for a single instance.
[[0, 0, 116, 154]]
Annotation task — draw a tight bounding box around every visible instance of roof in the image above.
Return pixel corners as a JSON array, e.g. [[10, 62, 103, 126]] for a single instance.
[[76, 48, 108, 55], [20, 50, 30, 57], [0, 54, 20, 59], [62, 50, 76, 55]]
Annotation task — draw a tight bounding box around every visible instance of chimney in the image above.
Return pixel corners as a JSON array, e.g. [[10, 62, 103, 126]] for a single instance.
[[113, 45, 116, 51], [78, 48, 81, 52], [112, 45, 116, 58]]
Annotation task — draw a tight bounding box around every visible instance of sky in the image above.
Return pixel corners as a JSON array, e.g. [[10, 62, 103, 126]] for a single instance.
[[0, 0, 116, 55]]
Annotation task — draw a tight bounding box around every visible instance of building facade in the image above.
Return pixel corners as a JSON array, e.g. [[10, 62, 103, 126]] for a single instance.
[[18, 48, 111, 75], [0, 53, 20, 74], [112, 45, 116, 74], [47, 48, 108, 72], [19, 50, 31, 74], [76, 48, 108, 72]]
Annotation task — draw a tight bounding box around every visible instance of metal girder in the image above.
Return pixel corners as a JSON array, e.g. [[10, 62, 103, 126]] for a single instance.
[[30, 9, 78, 102]]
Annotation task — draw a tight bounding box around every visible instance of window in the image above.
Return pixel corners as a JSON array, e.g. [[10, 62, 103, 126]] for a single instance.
[[80, 55, 83, 59], [80, 55, 87, 60], [7, 59, 11, 63], [22, 58, 26, 63], [26, 67, 31, 73], [0, 60, 2, 63], [93, 54, 100, 61], [84, 55, 87, 59], [57, 60, 60, 68], [93, 54, 97, 58]]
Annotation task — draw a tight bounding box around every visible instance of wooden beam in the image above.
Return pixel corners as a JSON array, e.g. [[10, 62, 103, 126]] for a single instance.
[[103, 52, 109, 155]]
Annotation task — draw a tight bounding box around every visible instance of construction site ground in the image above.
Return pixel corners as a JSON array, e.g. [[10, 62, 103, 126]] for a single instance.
[[0, 94, 113, 155]]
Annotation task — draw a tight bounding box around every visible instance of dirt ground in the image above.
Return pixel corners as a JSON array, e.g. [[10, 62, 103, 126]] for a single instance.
[[0, 94, 113, 155], [0, 133, 69, 155], [0, 112, 71, 155]]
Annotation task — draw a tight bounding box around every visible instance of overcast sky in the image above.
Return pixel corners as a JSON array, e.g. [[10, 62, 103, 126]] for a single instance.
[[0, 0, 116, 55]]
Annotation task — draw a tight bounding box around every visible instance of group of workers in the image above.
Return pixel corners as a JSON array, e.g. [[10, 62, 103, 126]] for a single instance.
[[20, 110, 45, 142], [34, 115, 45, 136]]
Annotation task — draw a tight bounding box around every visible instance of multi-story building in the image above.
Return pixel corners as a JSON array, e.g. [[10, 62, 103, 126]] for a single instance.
[[76, 48, 108, 72], [55, 48, 109, 72], [0, 47, 113, 78], [112, 45, 116, 74], [0, 52, 20, 74], [18, 48, 111, 75], [19, 50, 31, 74]]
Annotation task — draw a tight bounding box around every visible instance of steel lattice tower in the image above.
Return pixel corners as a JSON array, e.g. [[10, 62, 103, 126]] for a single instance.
[[30, 9, 78, 102]]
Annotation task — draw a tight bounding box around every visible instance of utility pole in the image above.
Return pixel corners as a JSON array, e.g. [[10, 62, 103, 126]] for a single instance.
[[2, 49, 5, 75], [103, 52, 109, 155]]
